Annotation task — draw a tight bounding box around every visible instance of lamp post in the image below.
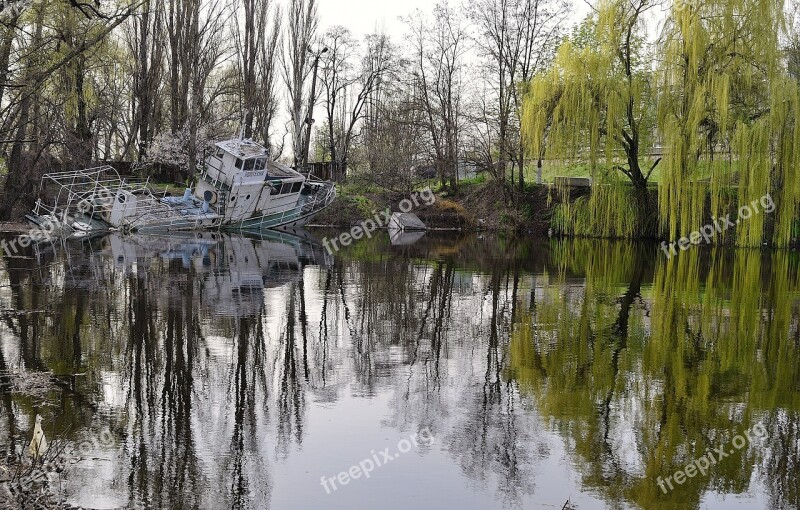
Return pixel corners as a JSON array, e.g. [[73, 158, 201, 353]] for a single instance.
[[302, 45, 328, 175]]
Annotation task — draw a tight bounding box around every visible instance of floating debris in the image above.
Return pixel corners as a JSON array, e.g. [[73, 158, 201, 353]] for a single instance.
[[388, 212, 427, 231]]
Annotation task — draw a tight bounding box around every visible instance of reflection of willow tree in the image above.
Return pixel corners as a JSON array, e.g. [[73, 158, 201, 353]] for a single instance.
[[507, 240, 651, 504], [642, 249, 797, 507], [507, 241, 800, 509]]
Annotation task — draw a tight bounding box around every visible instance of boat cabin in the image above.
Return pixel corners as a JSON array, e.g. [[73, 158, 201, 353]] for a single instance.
[[195, 138, 306, 222]]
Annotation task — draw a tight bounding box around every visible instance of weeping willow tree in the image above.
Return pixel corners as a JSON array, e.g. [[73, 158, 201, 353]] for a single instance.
[[658, 0, 800, 247], [521, 0, 659, 238]]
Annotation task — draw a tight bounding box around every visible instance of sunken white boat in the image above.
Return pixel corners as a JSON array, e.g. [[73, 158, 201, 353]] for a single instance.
[[25, 138, 336, 237]]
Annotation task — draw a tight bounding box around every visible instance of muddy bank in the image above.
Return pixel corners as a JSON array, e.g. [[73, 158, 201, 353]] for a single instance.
[[310, 181, 552, 235]]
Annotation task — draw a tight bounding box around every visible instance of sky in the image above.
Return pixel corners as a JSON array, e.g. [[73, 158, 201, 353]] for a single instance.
[[317, 0, 437, 39], [317, 0, 594, 40]]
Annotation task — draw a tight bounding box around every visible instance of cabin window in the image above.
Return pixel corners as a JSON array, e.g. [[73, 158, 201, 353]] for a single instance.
[[280, 183, 293, 194], [235, 158, 243, 169], [215, 148, 224, 159], [270, 183, 281, 195], [254, 158, 266, 171], [244, 159, 255, 171], [292, 182, 302, 193]]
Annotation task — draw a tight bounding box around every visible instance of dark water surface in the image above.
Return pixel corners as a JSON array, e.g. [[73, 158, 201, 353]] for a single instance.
[[2, 231, 799, 509]]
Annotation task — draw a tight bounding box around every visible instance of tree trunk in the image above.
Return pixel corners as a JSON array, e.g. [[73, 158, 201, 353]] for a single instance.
[[0, 13, 19, 114], [72, 54, 93, 169], [0, 95, 31, 219]]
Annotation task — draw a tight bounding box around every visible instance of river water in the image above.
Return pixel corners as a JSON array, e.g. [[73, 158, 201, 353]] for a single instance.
[[1, 231, 798, 509]]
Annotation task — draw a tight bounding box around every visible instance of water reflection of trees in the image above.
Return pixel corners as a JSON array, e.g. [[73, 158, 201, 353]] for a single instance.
[[334, 242, 545, 506], [508, 241, 800, 509], [2, 233, 799, 509], [0, 236, 314, 508]]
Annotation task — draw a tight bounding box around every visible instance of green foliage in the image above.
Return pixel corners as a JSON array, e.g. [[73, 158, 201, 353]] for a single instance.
[[525, 0, 800, 246], [521, 0, 657, 238], [552, 181, 639, 238], [521, 1, 655, 163], [351, 195, 377, 217], [458, 173, 487, 186], [657, 0, 800, 247]]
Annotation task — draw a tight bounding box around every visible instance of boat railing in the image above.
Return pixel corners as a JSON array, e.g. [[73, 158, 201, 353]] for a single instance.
[[33, 165, 125, 220], [31, 166, 196, 233]]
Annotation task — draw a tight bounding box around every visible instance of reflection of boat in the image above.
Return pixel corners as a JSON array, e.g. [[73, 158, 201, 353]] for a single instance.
[[25, 138, 336, 238], [388, 226, 426, 246], [36, 230, 330, 317]]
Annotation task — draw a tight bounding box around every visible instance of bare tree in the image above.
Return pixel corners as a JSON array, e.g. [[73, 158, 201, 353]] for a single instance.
[[125, 0, 165, 160], [320, 26, 356, 177], [319, 28, 393, 180], [406, 2, 469, 191], [165, 0, 189, 134], [365, 81, 427, 193], [253, 7, 282, 152], [0, 10, 22, 113], [282, 0, 317, 168], [470, 0, 566, 189], [233, 0, 281, 146], [162, 0, 230, 177], [93, 46, 136, 161]]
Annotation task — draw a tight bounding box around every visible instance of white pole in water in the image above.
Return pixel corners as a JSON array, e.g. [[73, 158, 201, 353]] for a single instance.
[[28, 414, 47, 461]]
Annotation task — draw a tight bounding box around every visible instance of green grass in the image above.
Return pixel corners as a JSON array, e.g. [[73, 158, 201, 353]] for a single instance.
[[458, 174, 487, 186], [516, 158, 742, 185]]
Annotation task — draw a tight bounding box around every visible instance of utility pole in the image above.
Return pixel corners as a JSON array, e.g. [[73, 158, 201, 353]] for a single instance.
[[302, 45, 328, 175]]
